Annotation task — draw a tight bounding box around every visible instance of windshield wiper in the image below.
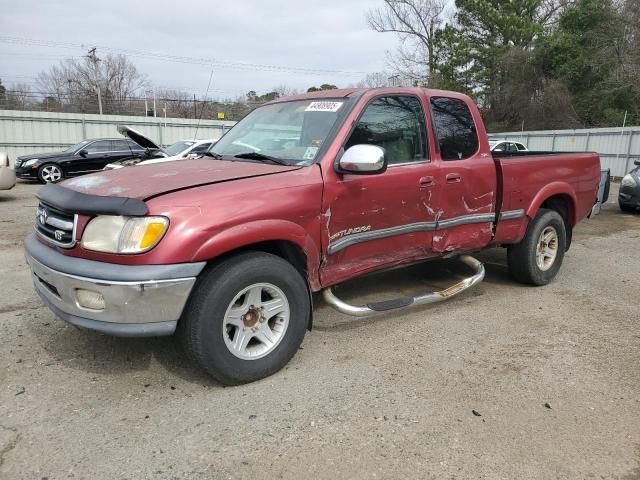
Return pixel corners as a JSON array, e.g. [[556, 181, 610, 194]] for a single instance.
[[233, 152, 290, 166]]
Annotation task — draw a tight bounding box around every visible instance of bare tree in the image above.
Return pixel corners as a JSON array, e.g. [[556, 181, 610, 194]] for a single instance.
[[272, 85, 299, 98], [367, 0, 448, 84], [356, 71, 391, 88], [36, 53, 148, 114]]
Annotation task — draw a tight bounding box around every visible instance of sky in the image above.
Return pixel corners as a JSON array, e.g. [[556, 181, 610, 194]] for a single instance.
[[0, 0, 400, 100]]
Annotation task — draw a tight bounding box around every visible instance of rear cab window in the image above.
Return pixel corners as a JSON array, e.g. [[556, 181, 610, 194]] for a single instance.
[[430, 97, 479, 161]]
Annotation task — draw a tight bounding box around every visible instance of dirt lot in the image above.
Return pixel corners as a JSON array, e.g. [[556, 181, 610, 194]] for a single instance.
[[1, 181, 639, 480]]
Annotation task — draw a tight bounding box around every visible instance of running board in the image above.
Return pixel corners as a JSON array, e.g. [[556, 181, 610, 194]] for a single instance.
[[322, 255, 485, 317]]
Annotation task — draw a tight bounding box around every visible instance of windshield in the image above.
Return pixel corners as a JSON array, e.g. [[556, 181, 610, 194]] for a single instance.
[[210, 99, 346, 165], [165, 141, 195, 156], [63, 140, 90, 153]]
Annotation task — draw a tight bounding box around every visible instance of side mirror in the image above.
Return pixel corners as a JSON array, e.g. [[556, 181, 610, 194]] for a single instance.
[[634, 159, 640, 166], [78, 149, 88, 157], [337, 145, 387, 175]]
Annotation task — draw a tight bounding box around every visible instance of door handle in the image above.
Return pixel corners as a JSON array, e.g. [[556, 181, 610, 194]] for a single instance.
[[446, 173, 462, 184], [419, 176, 435, 187]]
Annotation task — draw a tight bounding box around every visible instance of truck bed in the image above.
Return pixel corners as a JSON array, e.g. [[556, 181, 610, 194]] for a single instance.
[[493, 151, 601, 245]]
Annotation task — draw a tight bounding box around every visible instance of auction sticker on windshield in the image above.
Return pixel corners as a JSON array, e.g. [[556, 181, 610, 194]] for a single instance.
[[305, 101, 343, 112]]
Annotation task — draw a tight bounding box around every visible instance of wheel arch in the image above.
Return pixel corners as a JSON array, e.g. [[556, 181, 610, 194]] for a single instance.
[[190, 220, 321, 329], [526, 183, 578, 226]]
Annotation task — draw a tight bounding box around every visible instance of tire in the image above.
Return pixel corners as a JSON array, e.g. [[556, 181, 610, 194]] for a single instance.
[[178, 252, 310, 385], [619, 202, 637, 213], [507, 209, 566, 286], [38, 163, 63, 183]]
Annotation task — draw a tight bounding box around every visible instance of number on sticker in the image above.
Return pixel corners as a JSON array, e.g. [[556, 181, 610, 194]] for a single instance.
[[305, 101, 343, 112]]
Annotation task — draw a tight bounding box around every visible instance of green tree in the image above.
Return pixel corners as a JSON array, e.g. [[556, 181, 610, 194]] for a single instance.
[[307, 84, 338, 92], [540, 0, 637, 126]]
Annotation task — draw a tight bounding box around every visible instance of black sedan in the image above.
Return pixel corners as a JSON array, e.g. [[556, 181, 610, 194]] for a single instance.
[[13, 138, 160, 183], [619, 159, 640, 213]]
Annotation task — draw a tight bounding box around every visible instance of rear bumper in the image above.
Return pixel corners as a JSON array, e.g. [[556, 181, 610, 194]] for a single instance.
[[0, 167, 16, 190], [24, 234, 206, 337]]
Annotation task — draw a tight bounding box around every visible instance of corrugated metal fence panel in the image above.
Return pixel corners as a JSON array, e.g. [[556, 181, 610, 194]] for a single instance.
[[0, 110, 237, 160], [489, 126, 640, 177]]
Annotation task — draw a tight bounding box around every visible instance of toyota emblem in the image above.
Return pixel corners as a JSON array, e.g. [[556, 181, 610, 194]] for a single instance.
[[38, 208, 48, 225]]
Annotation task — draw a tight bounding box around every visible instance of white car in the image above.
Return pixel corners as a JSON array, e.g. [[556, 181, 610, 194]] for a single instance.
[[0, 152, 16, 190], [489, 140, 529, 153], [104, 126, 218, 170]]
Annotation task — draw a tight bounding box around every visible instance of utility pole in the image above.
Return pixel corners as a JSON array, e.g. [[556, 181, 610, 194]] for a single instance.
[[85, 47, 103, 115]]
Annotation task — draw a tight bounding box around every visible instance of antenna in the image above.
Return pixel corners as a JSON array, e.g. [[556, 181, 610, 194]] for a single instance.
[[193, 68, 214, 141]]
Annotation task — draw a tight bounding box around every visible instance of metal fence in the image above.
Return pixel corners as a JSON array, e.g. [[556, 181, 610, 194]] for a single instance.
[[0, 109, 237, 160], [489, 126, 640, 178]]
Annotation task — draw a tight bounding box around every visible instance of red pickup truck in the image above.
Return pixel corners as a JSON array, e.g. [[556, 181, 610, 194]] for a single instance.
[[25, 87, 604, 384]]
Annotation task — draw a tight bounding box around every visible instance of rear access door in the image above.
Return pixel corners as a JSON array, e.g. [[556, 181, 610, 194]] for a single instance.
[[428, 95, 497, 251]]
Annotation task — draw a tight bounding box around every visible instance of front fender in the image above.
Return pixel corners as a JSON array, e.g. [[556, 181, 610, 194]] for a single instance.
[[526, 182, 578, 225], [191, 219, 322, 290]]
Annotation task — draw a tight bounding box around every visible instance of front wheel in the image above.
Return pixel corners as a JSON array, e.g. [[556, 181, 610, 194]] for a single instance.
[[38, 163, 63, 183], [179, 252, 310, 385], [507, 209, 566, 286]]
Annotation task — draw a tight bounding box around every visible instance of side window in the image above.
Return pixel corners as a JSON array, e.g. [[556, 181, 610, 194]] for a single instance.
[[189, 143, 211, 155], [84, 140, 112, 153], [127, 140, 143, 151], [507, 143, 518, 153], [493, 143, 505, 152], [430, 97, 479, 161], [111, 140, 130, 151], [345, 96, 427, 165], [516, 143, 527, 151]]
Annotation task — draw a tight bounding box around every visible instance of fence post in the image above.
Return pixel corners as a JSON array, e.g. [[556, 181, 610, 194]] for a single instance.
[[157, 121, 163, 147], [551, 133, 556, 152], [81, 117, 86, 140], [624, 131, 635, 174], [585, 131, 591, 152]]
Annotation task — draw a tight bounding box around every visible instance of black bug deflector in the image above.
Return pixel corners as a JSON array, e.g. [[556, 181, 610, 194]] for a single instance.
[[322, 256, 485, 317], [37, 184, 148, 216]]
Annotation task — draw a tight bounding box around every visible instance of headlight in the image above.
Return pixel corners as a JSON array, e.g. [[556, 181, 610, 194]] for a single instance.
[[621, 174, 637, 187], [23, 159, 39, 167], [81, 216, 169, 254]]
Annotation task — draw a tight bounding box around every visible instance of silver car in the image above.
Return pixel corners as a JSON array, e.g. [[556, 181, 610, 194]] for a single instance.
[[0, 152, 16, 190]]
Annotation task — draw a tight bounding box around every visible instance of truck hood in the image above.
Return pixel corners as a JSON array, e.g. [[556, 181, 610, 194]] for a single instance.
[[61, 159, 301, 200]]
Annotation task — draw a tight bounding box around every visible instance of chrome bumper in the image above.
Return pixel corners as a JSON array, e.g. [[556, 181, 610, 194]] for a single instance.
[[24, 234, 206, 337]]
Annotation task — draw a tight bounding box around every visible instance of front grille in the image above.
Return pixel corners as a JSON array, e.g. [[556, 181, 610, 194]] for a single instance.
[[35, 202, 76, 247]]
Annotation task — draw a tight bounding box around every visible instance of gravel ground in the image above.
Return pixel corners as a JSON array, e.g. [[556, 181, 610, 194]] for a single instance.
[[1, 181, 639, 480]]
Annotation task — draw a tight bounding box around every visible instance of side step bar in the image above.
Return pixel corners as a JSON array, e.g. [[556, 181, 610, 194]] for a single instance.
[[322, 255, 485, 317]]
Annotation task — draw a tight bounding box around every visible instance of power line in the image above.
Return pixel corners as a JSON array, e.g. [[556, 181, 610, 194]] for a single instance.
[[2, 89, 267, 105], [0, 35, 367, 77]]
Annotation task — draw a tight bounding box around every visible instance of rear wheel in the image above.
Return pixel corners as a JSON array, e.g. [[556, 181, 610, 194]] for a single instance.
[[38, 164, 63, 183], [179, 252, 310, 385], [507, 209, 566, 286]]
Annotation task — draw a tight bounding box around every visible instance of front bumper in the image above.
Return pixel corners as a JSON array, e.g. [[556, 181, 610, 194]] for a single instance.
[[14, 165, 39, 179], [618, 184, 640, 210], [24, 234, 206, 337]]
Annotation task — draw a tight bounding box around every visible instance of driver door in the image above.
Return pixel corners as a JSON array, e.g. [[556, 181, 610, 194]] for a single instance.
[[320, 95, 440, 286]]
